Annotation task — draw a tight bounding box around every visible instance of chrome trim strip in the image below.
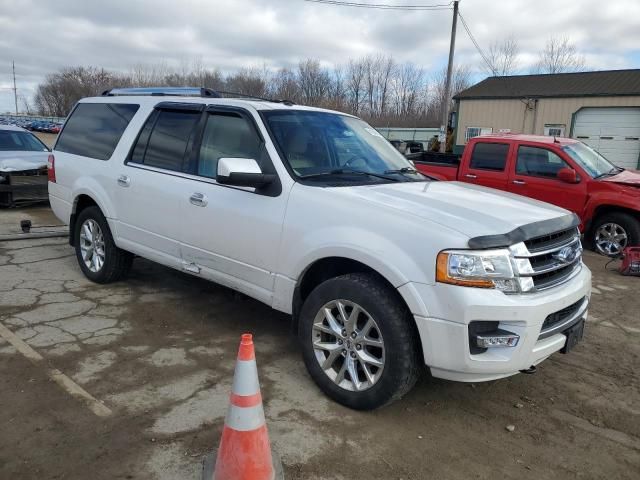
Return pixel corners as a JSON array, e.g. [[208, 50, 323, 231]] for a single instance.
[[538, 297, 589, 339], [533, 262, 583, 291], [516, 236, 581, 258]]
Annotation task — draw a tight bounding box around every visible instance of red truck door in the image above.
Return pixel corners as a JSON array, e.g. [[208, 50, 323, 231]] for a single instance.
[[508, 144, 588, 216], [458, 141, 512, 191]]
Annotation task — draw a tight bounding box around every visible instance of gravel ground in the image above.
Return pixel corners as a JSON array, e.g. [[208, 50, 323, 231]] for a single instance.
[[0, 206, 638, 480]]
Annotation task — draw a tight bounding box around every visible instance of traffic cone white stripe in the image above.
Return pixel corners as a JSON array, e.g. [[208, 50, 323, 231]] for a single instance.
[[232, 359, 260, 396], [225, 403, 266, 432]]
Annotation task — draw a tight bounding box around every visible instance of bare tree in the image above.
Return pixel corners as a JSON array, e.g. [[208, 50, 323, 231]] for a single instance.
[[428, 64, 472, 122], [486, 36, 520, 76], [392, 62, 424, 118], [532, 36, 586, 74], [225, 67, 268, 97], [297, 59, 332, 106], [346, 58, 366, 115]]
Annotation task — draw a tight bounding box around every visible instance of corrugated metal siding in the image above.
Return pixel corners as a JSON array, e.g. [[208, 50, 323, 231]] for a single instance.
[[456, 96, 640, 145]]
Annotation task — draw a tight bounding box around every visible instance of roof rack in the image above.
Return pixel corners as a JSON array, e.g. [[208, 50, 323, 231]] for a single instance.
[[100, 86, 295, 105], [101, 87, 221, 98]]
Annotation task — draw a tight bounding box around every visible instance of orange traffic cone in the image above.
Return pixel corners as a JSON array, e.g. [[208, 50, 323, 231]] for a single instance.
[[202, 333, 283, 480]]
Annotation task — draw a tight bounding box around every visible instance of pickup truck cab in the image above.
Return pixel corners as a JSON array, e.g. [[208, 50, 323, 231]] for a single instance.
[[413, 134, 640, 256], [49, 89, 591, 409]]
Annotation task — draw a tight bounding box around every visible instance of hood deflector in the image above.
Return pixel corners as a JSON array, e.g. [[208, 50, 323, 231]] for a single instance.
[[468, 214, 580, 249]]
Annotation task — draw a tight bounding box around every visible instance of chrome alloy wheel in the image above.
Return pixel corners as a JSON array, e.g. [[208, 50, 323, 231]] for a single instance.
[[595, 222, 628, 256], [79, 219, 105, 272], [312, 299, 385, 392]]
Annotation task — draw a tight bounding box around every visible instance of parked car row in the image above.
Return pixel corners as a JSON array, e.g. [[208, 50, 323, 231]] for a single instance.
[[0, 116, 63, 134]]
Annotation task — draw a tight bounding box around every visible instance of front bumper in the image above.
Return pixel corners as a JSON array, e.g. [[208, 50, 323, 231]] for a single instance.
[[0, 169, 49, 207], [400, 263, 592, 382]]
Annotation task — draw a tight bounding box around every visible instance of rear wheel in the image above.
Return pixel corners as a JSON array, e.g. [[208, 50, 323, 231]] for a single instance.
[[74, 206, 133, 283], [299, 273, 421, 410], [591, 212, 640, 256]]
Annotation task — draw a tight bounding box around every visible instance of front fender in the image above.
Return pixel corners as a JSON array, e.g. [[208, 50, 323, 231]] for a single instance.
[[285, 226, 436, 288]]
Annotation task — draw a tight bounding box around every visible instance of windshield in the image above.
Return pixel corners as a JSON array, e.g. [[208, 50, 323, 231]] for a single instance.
[[562, 142, 617, 178], [262, 110, 425, 184], [0, 130, 49, 152]]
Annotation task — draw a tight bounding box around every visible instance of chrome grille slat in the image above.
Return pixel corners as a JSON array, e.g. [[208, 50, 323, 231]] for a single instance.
[[512, 227, 582, 292]]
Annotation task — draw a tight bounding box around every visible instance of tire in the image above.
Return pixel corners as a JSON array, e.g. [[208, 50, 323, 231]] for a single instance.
[[74, 206, 133, 283], [590, 212, 640, 257], [299, 273, 421, 410]]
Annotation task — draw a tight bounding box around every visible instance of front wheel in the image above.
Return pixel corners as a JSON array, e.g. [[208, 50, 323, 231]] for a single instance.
[[591, 212, 640, 257], [299, 273, 421, 410]]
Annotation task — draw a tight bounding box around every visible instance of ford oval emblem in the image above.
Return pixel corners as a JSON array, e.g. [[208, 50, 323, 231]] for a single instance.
[[553, 244, 581, 265]]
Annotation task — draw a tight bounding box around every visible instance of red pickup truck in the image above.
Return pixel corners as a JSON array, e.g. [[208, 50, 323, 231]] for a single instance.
[[412, 134, 640, 256]]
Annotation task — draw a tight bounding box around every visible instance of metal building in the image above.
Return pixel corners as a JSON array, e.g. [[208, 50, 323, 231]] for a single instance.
[[453, 69, 640, 169]]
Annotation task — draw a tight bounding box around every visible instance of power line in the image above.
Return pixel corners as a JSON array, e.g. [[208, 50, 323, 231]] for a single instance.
[[302, 0, 453, 11], [457, 11, 496, 75]]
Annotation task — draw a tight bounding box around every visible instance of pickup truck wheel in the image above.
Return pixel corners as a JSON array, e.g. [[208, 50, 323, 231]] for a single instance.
[[592, 212, 640, 257], [74, 206, 133, 283], [299, 273, 420, 410]]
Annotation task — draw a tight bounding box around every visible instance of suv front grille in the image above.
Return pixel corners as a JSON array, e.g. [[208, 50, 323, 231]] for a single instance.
[[512, 227, 582, 292], [524, 228, 576, 253]]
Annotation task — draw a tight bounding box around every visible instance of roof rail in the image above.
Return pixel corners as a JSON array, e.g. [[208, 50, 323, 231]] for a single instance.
[[216, 90, 295, 106], [101, 87, 221, 98]]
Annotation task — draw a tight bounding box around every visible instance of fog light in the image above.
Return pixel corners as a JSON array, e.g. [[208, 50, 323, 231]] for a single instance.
[[475, 329, 520, 348]]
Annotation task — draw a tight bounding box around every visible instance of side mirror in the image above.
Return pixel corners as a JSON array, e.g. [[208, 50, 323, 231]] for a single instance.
[[216, 158, 275, 188], [557, 167, 579, 184]]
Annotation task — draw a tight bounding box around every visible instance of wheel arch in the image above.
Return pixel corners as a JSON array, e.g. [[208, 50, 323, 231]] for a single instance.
[[587, 204, 640, 234], [291, 256, 419, 331], [69, 192, 109, 246]]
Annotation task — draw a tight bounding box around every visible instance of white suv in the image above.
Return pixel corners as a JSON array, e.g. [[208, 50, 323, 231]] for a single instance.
[[49, 87, 591, 409]]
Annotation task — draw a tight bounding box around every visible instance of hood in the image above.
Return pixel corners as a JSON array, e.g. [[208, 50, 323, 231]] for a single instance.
[[0, 151, 49, 172], [337, 180, 570, 241], [600, 169, 640, 187]]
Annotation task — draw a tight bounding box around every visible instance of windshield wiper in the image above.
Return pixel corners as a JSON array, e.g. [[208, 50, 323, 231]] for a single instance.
[[299, 169, 399, 182], [384, 167, 424, 179], [594, 167, 622, 179]]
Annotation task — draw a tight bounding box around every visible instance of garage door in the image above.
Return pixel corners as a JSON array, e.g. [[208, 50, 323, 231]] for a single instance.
[[573, 107, 640, 169]]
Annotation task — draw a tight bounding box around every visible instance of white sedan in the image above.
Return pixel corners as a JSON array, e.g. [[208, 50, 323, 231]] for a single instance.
[[0, 125, 51, 207]]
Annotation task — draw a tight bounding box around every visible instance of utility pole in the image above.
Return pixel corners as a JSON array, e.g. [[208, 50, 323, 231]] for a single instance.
[[12, 61, 18, 115], [440, 0, 458, 153]]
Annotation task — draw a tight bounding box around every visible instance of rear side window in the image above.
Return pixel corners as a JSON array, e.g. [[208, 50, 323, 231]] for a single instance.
[[469, 142, 509, 171], [56, 103, 139, 160], [130, 109, 201, 172]]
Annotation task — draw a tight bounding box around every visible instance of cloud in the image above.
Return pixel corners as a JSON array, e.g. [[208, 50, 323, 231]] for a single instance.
[[1, 0, 639, 112]]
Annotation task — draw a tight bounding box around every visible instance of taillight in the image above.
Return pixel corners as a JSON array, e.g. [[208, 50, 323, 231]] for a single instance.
[[47, 154, 56, 183]]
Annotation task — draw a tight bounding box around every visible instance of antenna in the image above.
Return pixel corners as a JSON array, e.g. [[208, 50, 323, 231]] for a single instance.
[[12, 61, 18, 115]]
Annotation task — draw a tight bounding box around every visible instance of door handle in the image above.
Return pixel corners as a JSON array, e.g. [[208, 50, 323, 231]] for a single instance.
[[464, 174, 477, 179], [117, 175, 130, 187], [512, 179, 527, 185], [189, 192, 208, 207]]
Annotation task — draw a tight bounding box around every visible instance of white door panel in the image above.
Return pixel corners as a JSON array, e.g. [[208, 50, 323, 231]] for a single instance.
[[110, 165, 189, 267], [180, 180, 289, 298], [573, 107, 640, 169]]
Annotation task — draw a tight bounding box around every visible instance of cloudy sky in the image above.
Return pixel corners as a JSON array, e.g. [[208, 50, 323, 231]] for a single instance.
[[1, 0, 640, 113]]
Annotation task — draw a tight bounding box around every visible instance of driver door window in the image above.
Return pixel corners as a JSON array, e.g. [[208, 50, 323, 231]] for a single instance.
[[197, 113, 263, 179], [516, 146, 569, 179]]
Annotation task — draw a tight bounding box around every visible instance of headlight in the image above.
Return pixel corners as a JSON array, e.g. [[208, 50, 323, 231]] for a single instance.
[[436, 249, 518, 293]]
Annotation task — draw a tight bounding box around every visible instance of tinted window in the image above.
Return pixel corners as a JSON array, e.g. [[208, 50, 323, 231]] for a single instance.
[[469, 142, 509, 171], [133, 109, 200, 171], [56, 103, 139, 160], [0, 131, 48, 152], [198, 113, 262, 178], [516, 146, 569, 178]]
